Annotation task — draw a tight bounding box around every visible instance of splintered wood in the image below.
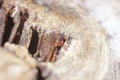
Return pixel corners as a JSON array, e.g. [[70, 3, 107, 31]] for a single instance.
[[0, 6, 28, 46], [0, 4, 68, 63]]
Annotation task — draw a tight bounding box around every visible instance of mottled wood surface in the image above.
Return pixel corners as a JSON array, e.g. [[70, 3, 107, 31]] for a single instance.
[[0, 0, 119, 80]]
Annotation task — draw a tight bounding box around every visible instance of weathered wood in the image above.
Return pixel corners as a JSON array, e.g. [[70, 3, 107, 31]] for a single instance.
[[0, 8, 6, 45], [0, 0, 112, 80]]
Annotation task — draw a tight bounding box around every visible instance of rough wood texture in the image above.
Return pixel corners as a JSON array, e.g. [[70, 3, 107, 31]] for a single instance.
[[0, 8, 5, 45], [0, 0, 111, 80]]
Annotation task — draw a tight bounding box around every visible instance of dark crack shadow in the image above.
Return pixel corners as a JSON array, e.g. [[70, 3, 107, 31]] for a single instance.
[[36, 67, 45, 80]]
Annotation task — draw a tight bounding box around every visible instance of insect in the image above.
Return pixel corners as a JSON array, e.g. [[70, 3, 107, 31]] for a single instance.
[[46, 33, 65, 63]]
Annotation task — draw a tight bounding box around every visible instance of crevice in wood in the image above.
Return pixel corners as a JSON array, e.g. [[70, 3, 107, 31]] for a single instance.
[[36, 66, 45, 80], [12, 10, 29, 44], [28, 28, 39, 56], [1, 12, 14, 46], [0, 2, 70, 63], [34, 32, 67, 63], [0, 0, 3, 9]]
